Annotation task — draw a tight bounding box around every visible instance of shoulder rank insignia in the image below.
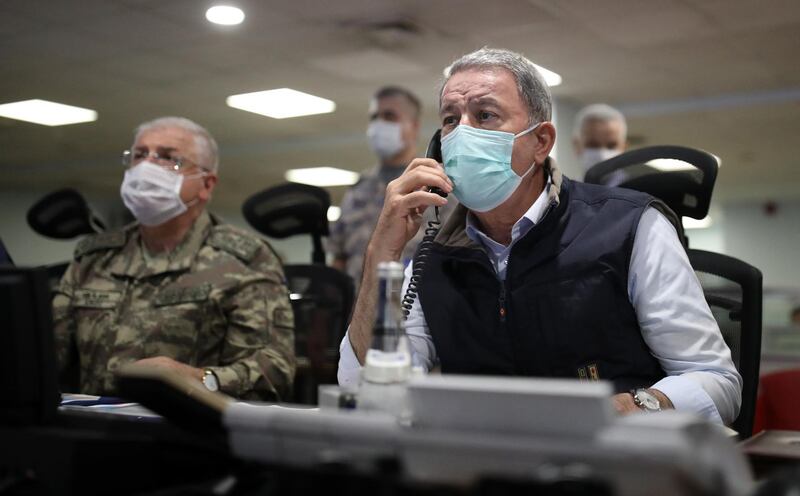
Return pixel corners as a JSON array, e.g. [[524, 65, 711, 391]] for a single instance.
[[207, 229, 261, 263], [74, 232, 127, 259]]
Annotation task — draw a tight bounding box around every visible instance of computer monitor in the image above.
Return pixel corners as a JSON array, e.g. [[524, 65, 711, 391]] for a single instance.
[[0, 266, 59, 425]]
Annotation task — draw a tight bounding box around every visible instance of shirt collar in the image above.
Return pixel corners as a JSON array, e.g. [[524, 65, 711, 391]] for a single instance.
[[465, 178, 552, 248]]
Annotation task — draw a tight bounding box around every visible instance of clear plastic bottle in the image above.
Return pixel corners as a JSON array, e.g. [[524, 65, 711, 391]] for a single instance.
[[359, 261, 412, 417]]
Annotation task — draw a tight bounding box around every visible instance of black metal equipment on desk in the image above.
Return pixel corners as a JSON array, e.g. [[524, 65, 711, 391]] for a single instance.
[[0, 266, 234, 496]]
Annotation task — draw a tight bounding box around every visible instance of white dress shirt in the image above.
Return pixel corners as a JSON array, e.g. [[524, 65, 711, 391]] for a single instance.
[[338, 185, 742, 424]]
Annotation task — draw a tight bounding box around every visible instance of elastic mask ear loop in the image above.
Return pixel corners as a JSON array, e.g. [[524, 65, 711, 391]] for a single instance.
[[514, 121, 542, 139], [514, 121, 543, 178], [182, 170, 209, 208]]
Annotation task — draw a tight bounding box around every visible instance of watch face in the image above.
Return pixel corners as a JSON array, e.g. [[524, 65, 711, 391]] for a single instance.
[[635, 389, 660, 411], [203, 371, 219, 392], [642, 395, 659, 410]]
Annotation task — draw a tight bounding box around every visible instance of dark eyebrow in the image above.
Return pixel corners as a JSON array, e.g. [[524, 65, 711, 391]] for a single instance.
[[439, 102, 457, 116], [471, 96, 500, 107]]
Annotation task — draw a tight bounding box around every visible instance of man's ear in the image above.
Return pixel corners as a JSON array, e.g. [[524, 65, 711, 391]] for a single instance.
[[533, 122, 556, 164], [199, 173, 218, 202]]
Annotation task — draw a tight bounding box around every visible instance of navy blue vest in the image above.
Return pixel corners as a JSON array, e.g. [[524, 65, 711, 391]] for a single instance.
[[418, 176, 671, 393]]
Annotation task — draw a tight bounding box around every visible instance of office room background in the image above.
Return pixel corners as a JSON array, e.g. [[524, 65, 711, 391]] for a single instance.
[[2, 0, 799, 331]]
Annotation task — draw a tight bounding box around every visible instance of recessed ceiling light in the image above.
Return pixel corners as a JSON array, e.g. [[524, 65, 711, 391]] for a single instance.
[[0, 99, 97, 126], [327, 206, 342, 222], [285, 167, 359, 187], [533, 64, 562, 87], [683, 216, 713, 229], [206, 5, 245, 25], [227, 88, 336, 119]]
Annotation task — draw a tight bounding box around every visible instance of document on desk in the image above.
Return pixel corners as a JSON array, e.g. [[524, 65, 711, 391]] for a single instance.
[[60, 393, 160, 418]]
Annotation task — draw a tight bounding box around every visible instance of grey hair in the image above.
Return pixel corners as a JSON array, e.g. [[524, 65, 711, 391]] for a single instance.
[[572, 103, 627, 140], [133, 116, 219, 172], [439, 47, 552, 124]]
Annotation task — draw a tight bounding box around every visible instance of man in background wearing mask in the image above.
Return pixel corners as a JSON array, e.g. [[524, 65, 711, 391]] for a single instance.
[[573, 103, 627, 183], [52, 117, 295, 401], [339, 48, 741, 426], [328, 86, 454, 287]]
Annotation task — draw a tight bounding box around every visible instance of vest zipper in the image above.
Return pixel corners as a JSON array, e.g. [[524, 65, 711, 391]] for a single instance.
[[498, 285, 507, 323]]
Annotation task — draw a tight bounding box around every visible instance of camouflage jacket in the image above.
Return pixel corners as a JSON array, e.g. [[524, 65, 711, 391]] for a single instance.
[[328, 165, 456, 285], [52, 211, 296, 401]]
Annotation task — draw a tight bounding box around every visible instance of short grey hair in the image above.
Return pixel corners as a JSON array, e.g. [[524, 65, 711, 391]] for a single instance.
[[573, 103, 627, 140], [440, 47, 552, 124], [133, 116, 219, 172]]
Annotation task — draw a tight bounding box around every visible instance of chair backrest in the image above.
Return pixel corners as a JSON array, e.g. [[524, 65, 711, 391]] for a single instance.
[[284, 264, 354, 404], [242, 183, 330, 264], [27, 188, 105, 239], [688, 249, 763, 438], [584, 145, 719, 247]]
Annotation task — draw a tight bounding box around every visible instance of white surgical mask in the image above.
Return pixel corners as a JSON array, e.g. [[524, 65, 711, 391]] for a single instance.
[[367, 120, 405, 159], [580, 147, 621, 172], [120, 161, 204, 226]]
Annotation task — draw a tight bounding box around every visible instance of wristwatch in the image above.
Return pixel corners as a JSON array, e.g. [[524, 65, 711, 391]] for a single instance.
[[630, 388, 661, 412], [202, 369, 219, 392]]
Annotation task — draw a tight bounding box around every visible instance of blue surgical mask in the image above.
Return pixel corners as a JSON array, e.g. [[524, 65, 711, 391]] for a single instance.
[[441, 123, 541, 212]]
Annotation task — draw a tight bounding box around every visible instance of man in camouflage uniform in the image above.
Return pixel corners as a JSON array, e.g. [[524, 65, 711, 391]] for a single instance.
[[52, 117, 295, 401], [329, 86, 455, 287]]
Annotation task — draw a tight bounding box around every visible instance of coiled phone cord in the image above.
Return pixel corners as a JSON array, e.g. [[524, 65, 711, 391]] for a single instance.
[[401, 205, 442, 319]]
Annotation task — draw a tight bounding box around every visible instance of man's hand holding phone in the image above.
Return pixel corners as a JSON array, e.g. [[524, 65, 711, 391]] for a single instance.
[[368, 158, 452, 263]]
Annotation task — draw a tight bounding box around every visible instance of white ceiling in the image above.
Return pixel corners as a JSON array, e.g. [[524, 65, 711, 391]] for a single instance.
[[1, 0, 799, 211]]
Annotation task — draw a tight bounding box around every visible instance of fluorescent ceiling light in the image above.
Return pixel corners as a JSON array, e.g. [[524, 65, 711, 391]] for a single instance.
[[533, 64, 562, 87], [683, 216, 713, 229], [226, 88, 336, 119], [327, 206, 342, 222], [0, 99, 97, 126], [206, 5, 245, 25], [285, 167, 359, 187]]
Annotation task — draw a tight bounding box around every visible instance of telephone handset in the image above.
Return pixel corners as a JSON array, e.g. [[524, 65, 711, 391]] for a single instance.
[[425, 129, 447, 199], [401, 129, 446, 319]]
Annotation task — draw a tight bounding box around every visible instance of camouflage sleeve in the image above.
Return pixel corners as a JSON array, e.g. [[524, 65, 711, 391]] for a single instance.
[[206, 246, 296, 402], [52, 261, 79, 389]]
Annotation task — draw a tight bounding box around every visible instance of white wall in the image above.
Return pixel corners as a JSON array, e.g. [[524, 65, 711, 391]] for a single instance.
[[1, 190, 80, 267], [552, 97, 582, 180], [714, 200, 800, 289]]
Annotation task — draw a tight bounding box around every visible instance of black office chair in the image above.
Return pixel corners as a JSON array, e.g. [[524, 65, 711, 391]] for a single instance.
[[688, 250, 762, 438], [243, 183, 355, 404], [586, 145, 763, 438], [26, 188, 106, 285]]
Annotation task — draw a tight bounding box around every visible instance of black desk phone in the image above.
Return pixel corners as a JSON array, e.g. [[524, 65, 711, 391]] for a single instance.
[[400, 129, 447, 318]]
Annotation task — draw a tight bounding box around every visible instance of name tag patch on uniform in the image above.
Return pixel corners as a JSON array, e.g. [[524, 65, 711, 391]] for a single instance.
[[154, 284, 212, 307], [74, 289, 122, 309]]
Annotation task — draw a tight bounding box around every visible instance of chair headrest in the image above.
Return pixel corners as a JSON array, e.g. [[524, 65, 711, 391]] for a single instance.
[[27, 188, 105, 240], [242, 183, 330, 239], [584, 145, 719, 220]]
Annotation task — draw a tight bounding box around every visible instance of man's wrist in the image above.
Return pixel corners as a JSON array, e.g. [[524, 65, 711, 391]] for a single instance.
[[365, 243, 402, 265]]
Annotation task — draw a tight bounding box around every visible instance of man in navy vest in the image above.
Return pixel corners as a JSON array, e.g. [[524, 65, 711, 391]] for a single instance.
[[338, 48, 741, 425]]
